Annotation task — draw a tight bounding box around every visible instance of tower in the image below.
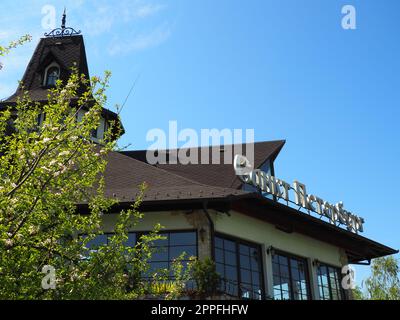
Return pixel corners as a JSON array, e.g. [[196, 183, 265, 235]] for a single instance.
[[0, 10, 123, 141]]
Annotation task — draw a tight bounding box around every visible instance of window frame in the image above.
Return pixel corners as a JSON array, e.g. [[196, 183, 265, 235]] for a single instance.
[[214, 232, 265, 300], [83, 232, 137, 250], [43, 63, 60, 87], [271, 249, 312, 300], [137, 229, 198, 279], [317, 262, 347, 300]]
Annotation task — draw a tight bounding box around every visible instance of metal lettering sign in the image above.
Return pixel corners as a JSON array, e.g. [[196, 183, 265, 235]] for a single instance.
[[234, 155, 365, 233]]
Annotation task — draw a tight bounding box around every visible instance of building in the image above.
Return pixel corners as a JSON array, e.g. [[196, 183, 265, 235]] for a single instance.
[[1, 18, 397, 300]]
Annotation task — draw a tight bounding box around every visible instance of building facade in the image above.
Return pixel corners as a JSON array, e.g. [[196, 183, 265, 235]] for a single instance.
[[1, 23, 397, 300]]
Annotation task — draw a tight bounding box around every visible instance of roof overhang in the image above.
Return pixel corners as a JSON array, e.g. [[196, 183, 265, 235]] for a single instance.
[[229, 193, 398, 263]]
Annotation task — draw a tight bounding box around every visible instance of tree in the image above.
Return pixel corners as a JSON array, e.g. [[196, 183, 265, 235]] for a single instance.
[[0, 35, 31, 70], [0, 38, 171, 299], [355, 256, 400, 300]]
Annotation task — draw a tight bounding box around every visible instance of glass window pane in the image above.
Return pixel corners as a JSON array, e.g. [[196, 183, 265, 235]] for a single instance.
[[272, 262, 281, 276], [250, 249, 260, 271], [224, 239, 236, 252], [239, 244, 250, 256], [151, 235, 168, 247], [225, 265, 238, 281], [86, 234, 107, 249], [280, 265, 290, 279], [215, 237, 223, 249], [290, 259, 299, 270], [170, 245, 196, 260], [216, 263, 224, 277], [148, 262, 168, 274], [252, 271, 261, 286], [278, 255, 288, 266], [281, 279, 290, 292], [125, 233, 136, 247], [282, 290, 290, 300], [150, 247, 168, 262], [240, 254, 250, 269], [273, 275, 281, 286], [224, 250, 237, 266], [215, 248, 224, 263], [240, 269, 251, 283], [274, 288, 282, 300], [170, 232, 196, 246]]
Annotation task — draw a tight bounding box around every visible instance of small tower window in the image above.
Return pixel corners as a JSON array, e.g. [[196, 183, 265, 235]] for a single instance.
[[44, 64, 60, 87]]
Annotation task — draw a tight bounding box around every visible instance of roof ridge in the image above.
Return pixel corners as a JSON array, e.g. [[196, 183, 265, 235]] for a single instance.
[[123, 139, 286, 153]]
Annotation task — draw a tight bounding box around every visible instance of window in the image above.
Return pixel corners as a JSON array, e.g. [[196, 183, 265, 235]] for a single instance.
[[241, 160, 273, 200], [91, 128, 98, 139], [145, 231, 197, 279], [45, 65, 60, 86], [84, 233, 136, 254], [215, 234, 264, 300], [317, 264, 345, 300], [272, 251, 311, 300]]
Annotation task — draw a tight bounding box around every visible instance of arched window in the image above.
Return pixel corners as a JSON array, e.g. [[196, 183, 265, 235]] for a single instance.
[[44, 64, 60, 87]]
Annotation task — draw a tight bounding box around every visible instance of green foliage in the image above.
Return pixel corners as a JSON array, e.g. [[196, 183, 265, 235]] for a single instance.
[[356, 256, 400, 300], [0, 35, 31, 70], [352, 286, 364, 300], [190, 257, 221, 298], [0, 37, 191, 300], [141, 253, 194, 300]]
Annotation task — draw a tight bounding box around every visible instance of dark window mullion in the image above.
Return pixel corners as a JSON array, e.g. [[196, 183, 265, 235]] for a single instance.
[[236, 241, 242, 298], [327, 266, 334, 300], [287, 257, 294, 300]]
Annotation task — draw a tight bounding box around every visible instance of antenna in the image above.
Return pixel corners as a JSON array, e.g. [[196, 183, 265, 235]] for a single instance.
[[119, 73, 141, 115]]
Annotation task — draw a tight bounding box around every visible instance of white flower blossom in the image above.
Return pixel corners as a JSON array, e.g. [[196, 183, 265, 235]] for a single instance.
[[59, 151, 70, 157]]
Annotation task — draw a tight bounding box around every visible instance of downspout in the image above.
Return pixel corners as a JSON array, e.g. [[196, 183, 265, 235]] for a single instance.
[[202, 200, 215, 260]]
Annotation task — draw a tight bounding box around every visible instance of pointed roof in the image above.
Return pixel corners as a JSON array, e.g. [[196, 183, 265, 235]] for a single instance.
[[0, 30, 123, 136], [1, 35, 89, 103]]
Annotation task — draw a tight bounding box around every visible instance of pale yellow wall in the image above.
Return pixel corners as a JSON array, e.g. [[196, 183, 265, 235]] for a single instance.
[[101, 209, 343, 267], [101, 211, 194, 233], [213, 209, 343, 267]]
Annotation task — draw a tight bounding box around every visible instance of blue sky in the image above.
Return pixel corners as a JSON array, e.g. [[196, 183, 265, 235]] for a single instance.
[[1, 0, 399, 287]]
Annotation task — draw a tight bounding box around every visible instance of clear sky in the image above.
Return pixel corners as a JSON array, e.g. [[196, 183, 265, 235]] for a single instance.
[[1, 0, 399, 287]]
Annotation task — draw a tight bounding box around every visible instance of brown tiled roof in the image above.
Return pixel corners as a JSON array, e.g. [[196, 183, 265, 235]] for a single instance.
[[120, 140, 285, 189], [103, 150, 249, 203]]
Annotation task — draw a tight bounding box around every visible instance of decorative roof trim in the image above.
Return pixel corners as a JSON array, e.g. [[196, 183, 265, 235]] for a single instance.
[[44, 8, 81, 38], [44, 27, 81, 38]]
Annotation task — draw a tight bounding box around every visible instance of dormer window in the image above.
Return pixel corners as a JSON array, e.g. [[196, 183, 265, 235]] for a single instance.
[[44, 63, 60, 87]]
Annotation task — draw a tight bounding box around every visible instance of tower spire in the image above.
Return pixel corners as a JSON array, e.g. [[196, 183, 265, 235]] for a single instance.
[[61, 8, 66, 30]]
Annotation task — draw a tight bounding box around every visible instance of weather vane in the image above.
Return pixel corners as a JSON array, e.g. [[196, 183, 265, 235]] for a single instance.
[[44, 8, 81, 38]]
